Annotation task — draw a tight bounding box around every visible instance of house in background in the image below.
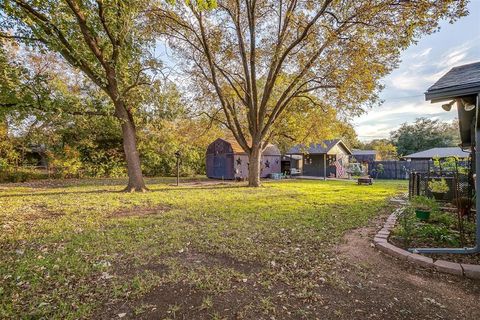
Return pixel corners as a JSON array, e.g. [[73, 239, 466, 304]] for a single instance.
[[206, 138, 281, 180], [352, 149, 377, 163], [403, 147, 470, 161], [285, 139, 352, 178]]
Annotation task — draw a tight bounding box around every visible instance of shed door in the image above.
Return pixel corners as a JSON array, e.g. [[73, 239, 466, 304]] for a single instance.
[[213, 155, 227, 178]]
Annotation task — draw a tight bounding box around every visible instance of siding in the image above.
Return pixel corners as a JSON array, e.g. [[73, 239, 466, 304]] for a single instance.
[[303, 154, 326, 176]]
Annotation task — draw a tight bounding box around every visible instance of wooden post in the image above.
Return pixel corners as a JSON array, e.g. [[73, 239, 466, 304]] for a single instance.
[[175, 151, 181, 186], [176, 157, 180, 186], [323, 154, 327, 181]]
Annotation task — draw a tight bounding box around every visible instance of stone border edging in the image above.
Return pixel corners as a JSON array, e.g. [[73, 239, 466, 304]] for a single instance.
[[374, 207, 480, 280]]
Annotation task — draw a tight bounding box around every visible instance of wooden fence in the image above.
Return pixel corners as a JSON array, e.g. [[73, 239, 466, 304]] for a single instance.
[[367, 160, 431, 180]]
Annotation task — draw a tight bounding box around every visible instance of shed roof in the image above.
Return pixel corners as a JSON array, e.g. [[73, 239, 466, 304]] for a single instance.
[[220, 138, 281, 156], [221, 138, 244, 153], [287, 139, 352, 155], [352, 149, 376, 155], [425, 62, 480, 102], [404, 147, 469, 159], [263, 144, 281, 156]]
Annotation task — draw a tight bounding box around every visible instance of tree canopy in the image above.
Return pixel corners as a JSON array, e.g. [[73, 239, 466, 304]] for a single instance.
[[0, 0, 469, 186], [1, 0, 174, 190], [371, 140, 398, 160], [153, 0, 467, 186], [0, 40, 222, 181], [390, 117, 460, 156]]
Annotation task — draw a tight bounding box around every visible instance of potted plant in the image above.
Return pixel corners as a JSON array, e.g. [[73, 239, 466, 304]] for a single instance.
[[410, 196, 438, 221], [428, 178, 449, 200]]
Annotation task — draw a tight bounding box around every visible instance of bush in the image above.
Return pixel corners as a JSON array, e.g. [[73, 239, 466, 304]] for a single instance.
[[416, 224, 460, 247], [410, 195, 439, 211], [48, 146, 83, 178], [0, 167, 49, 183], [429, 178, 449, 193], [392, 200, 474, 248]]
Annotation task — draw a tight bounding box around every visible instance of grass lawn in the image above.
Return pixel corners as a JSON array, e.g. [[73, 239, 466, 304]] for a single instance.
[[0, 178, 407, 319]]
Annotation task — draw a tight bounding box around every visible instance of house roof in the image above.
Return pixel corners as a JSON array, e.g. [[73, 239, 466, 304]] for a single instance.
[[352, 149, 376, 155], [425, 62, 480, 102], [287, 139, 352, 155], [404, 147, 470, 159]]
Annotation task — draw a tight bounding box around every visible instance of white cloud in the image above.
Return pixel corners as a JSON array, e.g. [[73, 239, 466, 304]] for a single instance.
[[417, 47, 432, 57], [356, 100, 447, 123], [353, 98, 459, 140], [388, 72, 430, 91], [436, 41, 474, 68], [353, 2, 480, 141]]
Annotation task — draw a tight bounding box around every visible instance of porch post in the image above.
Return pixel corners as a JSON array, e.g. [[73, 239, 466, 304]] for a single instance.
[[323, 154, 327, 180], [474, 93, 480, 252]]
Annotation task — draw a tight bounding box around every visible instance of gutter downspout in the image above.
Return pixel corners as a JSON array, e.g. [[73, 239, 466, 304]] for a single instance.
[[410, 93, 480, 255]]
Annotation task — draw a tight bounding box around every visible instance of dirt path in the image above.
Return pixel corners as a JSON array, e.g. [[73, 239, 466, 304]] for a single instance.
[[332, 215, 480, 319], [98, 214, 480, 320]]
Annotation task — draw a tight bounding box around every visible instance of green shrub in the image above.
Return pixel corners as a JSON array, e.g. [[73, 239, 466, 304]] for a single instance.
[[393, 198, 468, 248], [410, 195, 438, 212], [48, 146, 83, 178], [429, 178, 449, 193], [416, 224, 460, 247], [0, 167, 49, 183], [429, 211, 456, 227]]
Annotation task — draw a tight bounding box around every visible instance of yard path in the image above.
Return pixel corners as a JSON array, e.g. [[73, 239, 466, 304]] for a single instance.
[[100, 212, 480, 320], [333, 215, 480, 319]]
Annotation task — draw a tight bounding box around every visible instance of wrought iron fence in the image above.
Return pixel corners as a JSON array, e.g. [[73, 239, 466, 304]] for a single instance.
[[409, 171, 474, 204]]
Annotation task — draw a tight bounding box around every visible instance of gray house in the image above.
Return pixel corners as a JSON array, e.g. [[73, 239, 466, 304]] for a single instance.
[[352, 149, 377, 163], [414, 60, 480, 255], [286, 139, 352, 178]]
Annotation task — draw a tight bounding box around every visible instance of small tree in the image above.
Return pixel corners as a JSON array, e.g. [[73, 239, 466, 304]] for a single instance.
[[154, 0, 466, 187], [372, 140, 398, 160], [375, 163, 384, 179], [391, 118, 460, 156]]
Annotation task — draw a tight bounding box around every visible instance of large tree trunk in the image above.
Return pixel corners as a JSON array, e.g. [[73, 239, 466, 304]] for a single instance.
[[114, 100, 147, 192], [248, 144, 262, 187]]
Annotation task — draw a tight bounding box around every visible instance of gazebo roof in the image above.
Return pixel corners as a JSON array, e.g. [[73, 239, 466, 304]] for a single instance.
[[403, 147, 469, 159]]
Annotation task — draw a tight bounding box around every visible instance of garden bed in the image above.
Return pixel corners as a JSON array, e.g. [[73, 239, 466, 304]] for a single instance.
[[389, 197, 479, 265]]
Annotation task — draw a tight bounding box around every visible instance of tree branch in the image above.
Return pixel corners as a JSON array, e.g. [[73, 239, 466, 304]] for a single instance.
[[96, 0, 120, 63], [12, 0, 106, 89]]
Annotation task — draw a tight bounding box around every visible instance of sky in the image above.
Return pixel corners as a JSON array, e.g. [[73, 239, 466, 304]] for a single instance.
[[353, 0, 480, 141]]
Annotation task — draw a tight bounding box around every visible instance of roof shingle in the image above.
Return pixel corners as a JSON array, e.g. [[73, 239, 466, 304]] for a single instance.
[[426, 62, 480, 97], [287, 139, 351, 155]]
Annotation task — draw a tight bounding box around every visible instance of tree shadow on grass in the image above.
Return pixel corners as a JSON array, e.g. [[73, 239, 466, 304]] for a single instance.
[[0, 184, 248, 198]]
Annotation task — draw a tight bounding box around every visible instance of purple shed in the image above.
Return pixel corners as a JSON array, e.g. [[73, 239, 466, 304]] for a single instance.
[[206, 138, 281, 180]]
